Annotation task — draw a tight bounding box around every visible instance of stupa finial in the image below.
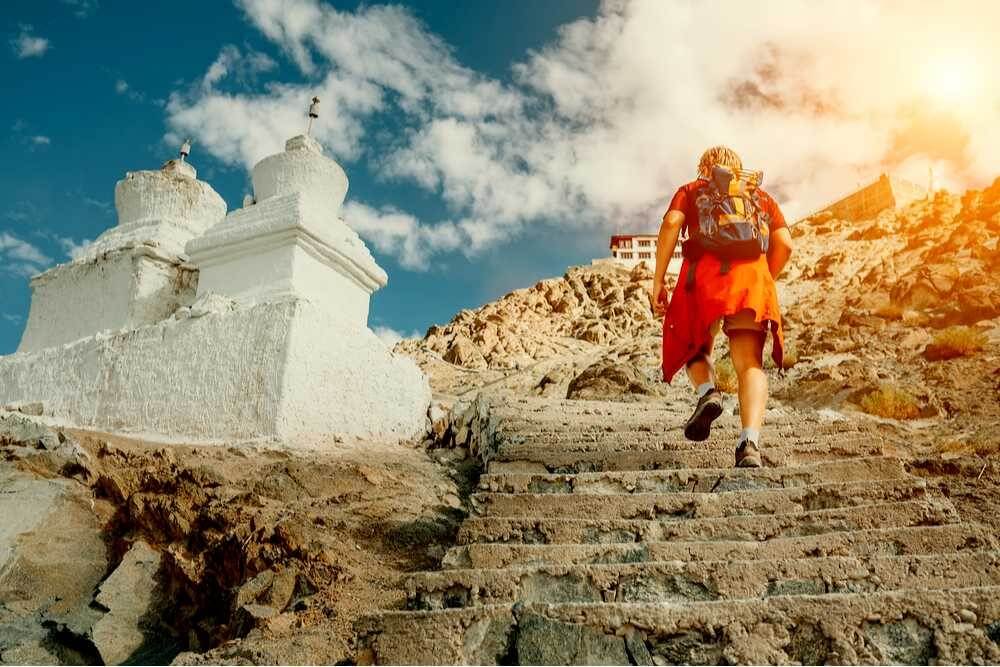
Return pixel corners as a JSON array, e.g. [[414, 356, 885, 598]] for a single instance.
[[306, 96, 320, 136], [179, 138, 192, 162]]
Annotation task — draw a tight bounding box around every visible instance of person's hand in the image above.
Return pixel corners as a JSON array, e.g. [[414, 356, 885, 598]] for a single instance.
[[648, 281, 667, 317]]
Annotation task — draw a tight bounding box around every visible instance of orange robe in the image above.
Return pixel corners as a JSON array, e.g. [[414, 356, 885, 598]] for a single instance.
[[661, 252, 784, 383]]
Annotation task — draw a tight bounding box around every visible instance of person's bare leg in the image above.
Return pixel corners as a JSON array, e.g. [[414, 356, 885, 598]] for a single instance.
[[683, 332, 724, 442], [729, 330, 767, 429], [686, 325, 718, 391], [728, 329, 767, 466], [685, 354, 714, 389]]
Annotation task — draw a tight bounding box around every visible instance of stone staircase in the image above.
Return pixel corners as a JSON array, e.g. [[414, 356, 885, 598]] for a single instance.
[[356, 396, 1000, 664]]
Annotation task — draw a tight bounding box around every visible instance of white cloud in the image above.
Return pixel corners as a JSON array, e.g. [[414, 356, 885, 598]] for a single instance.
[[167, 0, 1000, 269], [114, 78, 159, 105], [62, 0, 98, 18], [1, 313, 23, 325], [0, 231, 51, 277], [5, 200, 38, 224], [83, 197, 112, 213], [11, 26, 49, 59], [201, 45, 276, 92], [373, 325, 421, 347], [57, 236, 93, 260], [344, 201, 464, 271], [11, 119, 54, 150], [166, 72, 382, 169]]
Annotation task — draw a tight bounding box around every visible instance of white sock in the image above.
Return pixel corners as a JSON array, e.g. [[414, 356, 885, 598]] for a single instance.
[[739, 427, 761, 446], [696, 382, 715, 398]]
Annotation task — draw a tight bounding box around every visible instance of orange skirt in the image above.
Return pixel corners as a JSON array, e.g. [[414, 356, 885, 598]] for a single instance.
[[661, 253, 784, 383]]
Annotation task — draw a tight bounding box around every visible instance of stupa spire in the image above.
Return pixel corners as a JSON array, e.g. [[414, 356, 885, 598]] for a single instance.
[[306, 96, 320, 136]]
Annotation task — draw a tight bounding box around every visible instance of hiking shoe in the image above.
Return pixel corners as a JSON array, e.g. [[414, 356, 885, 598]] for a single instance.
[[683, 389, 724, 441], [735, 440, 763, 468]]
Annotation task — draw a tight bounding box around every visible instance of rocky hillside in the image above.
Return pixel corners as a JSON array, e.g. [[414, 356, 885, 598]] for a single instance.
[[400, 262, 662, 370], [788, 179, 1000, 331], [775, 178, 1000, 443]]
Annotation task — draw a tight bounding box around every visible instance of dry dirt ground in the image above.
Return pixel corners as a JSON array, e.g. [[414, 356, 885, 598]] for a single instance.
[[1, 424, 477, 665]]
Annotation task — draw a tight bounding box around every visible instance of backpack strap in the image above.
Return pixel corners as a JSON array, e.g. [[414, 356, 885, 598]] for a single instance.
[[685, 259, 698, 291], [720, 258, 731, 275]]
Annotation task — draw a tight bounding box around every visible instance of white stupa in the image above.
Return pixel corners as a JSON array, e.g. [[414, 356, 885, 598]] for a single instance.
[[187, 133, 384, 324], [0, 104, 430, 443], [18, 145, 226, 352]]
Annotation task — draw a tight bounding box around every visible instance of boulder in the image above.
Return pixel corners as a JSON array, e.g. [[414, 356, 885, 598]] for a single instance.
[[234, 567, 299, 613], [90, 540, 168, 665], [630, 262, 653, 282], [428, 402, 450, 441], [443, 335, 487, 369], [515, 613, 629, 665], [566, 359, 659, 401], [0, 412, 61, 449], [233, 603, 282, 636], [0, 469, 108, 662]]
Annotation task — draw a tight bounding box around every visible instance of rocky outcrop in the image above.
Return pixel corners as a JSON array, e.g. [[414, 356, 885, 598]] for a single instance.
[[401, 263, 660, 371], [1, 409, 472, 666], [789, 181, 1000, 331], [772, 180, 1000, 432], [565, 359, 660, 401], [0, 418, 109, 665], [91, 540, 171, 665]]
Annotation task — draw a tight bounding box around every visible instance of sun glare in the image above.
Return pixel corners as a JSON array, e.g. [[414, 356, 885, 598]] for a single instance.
[[920, 52, 981, 104]]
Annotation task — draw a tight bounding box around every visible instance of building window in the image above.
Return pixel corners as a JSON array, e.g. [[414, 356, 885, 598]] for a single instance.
[[638, 239, 652, 247], [620, 252, 633, 259], [638, 252, 652, 259], [620, 239, 633, 248]]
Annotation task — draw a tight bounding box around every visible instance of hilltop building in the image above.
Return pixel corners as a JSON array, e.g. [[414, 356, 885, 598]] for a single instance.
[[0, 122, 430, 443], [797, 173, 926, 224], [594, 233, 683, 274]]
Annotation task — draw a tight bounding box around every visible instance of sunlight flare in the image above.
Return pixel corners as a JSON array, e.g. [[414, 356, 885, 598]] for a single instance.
[[920, 51, 982, 104]]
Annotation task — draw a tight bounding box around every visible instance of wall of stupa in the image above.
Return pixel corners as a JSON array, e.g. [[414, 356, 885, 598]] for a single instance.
[[0, 298, 429, 441], [18, 247, 197, 353]]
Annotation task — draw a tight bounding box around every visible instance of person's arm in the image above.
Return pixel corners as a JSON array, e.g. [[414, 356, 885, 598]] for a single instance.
[[763, 193, 793, 279], [649, 209, 684, 315], [767, 227, 793, 278]]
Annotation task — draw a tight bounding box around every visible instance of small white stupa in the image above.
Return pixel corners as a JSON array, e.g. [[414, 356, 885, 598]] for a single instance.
[[18, 143, 226, 352], [187, 132, 384, 325], [0, 101, 430, 443]]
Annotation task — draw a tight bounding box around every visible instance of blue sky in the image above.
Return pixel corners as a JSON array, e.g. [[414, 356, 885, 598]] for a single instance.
[[3, 0, 997, 354]]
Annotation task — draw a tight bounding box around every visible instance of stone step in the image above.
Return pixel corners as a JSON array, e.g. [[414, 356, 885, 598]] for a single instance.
[[457, 498, 959, 545], [486, 439, 885, 474], [495, 415, 873, 437], [443, 523, 999, 570], [356, 587, 1000, 665], [478, 456, 907, 494], [484, 395, 692, 416], [489, 430, 877, 460], [470, 478, 926, 520], [484, 397, 840, 425], [405, 550, 1000, 610]]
